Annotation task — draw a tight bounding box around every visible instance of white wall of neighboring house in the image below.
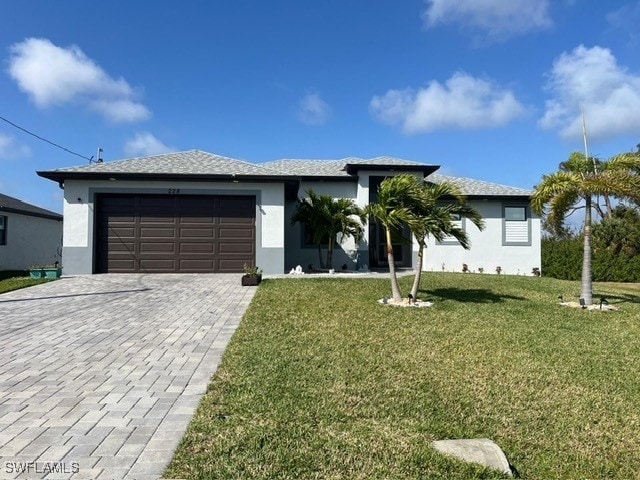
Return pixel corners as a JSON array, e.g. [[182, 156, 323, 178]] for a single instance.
[[61, 179, 285, 275], [0, 211, 62, 270]]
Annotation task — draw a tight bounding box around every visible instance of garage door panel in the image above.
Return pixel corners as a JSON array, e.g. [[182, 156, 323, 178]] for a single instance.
[[179, 259, 215, 270], [139, 242, 175, 253], [180, 216, 215, 224], [107, 241, 135, 252], [139, 259, 176, 270], [107, 215, 136, 223], [180, 228, 215, 238], [108, 227, 136, 238], [97, 194, 255, 273], [107, 259, 137, 270], [180, 243, 215, 254], [219, 227, 255, 239], [139, 215, 176, 224], [219, 242, 253, 254], [218, 216, 254, 225], [140, 227, 176, 238]]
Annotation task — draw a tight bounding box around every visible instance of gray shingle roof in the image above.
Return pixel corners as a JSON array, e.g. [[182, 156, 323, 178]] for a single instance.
[[427, 173, 533, 197], [38, 150, 531, 198], [0, 193, 62, 220], [262, 156, 433, 177], [41, 150, 288, 177]]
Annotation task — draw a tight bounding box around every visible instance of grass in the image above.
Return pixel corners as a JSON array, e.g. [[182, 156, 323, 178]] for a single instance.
[[0, 270, 52, 294], [165, 273, 640, 479]]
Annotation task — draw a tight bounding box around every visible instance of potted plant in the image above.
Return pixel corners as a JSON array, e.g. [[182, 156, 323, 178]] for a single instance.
[[29, 261, 62, 279], [241, 263, 263, 286]]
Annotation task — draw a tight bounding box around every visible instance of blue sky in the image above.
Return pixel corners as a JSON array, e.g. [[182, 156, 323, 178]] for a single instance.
[[1, 0, 639, 214]]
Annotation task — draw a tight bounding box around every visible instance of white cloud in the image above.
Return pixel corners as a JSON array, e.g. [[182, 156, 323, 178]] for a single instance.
[[539, 45, 640, 140], [0, 132, 31, 160], [124, 132, 174, 157], [423, 0, 552, 41], [297, 92, 331, 125], [8, 38, 150, 123], [370, 72, 526, 134]]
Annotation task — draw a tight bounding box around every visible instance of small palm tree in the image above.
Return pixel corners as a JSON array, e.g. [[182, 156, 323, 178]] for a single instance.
[[366, 174, 420, 302], [324, 198, 367, 268], [291, 189, 366, 269], [531, 151, 640, 305], [408, 182, 485, 299]]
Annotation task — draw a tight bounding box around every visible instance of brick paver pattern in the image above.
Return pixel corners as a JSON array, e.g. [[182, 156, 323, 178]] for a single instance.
[[0, 274, 256, 479]]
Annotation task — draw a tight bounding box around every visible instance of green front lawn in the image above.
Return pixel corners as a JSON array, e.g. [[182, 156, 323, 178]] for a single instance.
[[165, 273, 640, 479], [0, 270, 52, 294]]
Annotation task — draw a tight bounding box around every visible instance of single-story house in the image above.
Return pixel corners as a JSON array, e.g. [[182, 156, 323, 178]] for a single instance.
[[37, 150, 540, 276], [0, 193, 63, 270]]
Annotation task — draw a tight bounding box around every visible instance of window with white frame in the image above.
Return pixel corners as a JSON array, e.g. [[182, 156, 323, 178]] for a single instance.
[[503, 205, 530, 245], [0, 216, 6, 245], [437, 213, 464, 245]]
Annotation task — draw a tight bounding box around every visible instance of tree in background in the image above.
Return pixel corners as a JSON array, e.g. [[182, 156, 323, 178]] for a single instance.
[[532, 151, 640, 305], [291, 189, 366, 270], [592, 205, 640, 257]]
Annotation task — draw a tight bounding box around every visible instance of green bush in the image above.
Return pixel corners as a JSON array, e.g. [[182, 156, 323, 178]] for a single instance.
[[543, 237, 640, 282], [542, 237, 582, 280]]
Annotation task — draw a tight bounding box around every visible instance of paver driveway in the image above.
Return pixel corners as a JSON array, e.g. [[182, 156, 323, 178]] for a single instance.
[[0, 274, 256, 480]]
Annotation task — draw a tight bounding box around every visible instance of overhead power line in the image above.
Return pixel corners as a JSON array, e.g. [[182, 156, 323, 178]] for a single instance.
[[0, 114, 93, 162]]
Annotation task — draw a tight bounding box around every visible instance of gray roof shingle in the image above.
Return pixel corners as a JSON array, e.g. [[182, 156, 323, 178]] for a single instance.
[[262, 156, 434, 177], [38, 150, 531, 198], [0, 193, 62, 220], [41, 150, 288, 177], [427, 173, 532, 197]]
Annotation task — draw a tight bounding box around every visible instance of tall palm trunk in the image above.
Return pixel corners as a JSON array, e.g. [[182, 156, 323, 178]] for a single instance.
[[317, 244, 325, 269], [386, 227, 403, 302], [410, 241, 425, 299], [326, 237, 334, 269], [581, 195, 593, 305]]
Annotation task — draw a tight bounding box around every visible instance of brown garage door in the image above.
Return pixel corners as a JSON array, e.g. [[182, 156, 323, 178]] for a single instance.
[[96, 194, 255, 273]]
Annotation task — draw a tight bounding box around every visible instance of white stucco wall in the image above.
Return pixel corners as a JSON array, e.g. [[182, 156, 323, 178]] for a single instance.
[[422, 200, 542, 275], [62, 179, 285, 275], [0, 211, 63, 270]]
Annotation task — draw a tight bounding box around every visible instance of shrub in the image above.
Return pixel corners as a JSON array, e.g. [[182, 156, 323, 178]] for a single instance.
[[541, 237, 582, 280], [543, 236, 640, 282]]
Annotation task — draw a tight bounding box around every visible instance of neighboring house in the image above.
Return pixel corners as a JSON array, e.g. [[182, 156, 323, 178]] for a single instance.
[[37, 150, 540, 276], [0, 193, 63, 270]]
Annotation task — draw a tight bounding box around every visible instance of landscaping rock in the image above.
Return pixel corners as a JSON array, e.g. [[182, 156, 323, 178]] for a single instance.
[[432, 438, 512, 476], [377, 298, 433, 307]]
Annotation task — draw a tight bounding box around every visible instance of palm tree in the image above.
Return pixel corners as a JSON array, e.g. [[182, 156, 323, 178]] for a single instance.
[[324, 198, 367, 268], [531, 151, 640, 305], [291, 189, 366, 269], [408, 182, 485, 300], [366, 174, 420, 302]]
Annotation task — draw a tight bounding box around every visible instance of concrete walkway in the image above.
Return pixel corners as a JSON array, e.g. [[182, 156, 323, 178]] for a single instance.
[[0, 274, 256, 480]]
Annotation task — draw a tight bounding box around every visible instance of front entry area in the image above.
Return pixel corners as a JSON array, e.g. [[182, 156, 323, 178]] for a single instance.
[[95, 194, 256, 273], [367, 176, 412, 269]]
